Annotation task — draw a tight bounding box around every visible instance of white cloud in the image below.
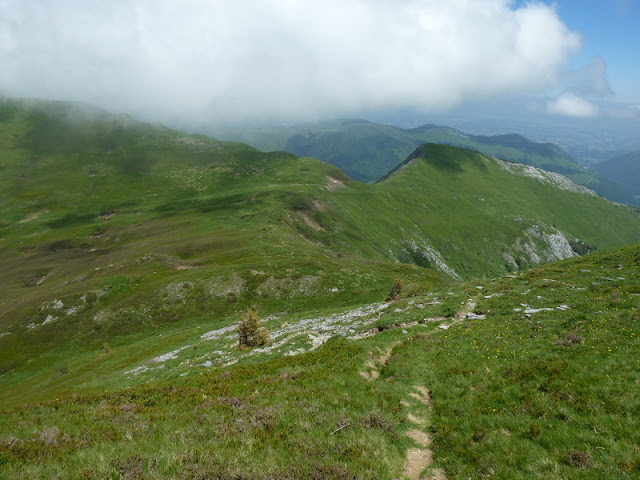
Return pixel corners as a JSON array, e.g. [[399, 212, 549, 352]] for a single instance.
[[0, 0, 582, 123], [560, 56, 613, 98], [546, 93, 600, 118]]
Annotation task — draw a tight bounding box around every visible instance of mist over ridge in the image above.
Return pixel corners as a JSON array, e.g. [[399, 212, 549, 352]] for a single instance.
[[1, 0, 583, 125]]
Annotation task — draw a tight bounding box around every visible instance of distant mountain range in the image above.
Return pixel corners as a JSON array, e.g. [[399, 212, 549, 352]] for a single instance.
[[212, 119, 639, 206], [591, 150, 640, 199]]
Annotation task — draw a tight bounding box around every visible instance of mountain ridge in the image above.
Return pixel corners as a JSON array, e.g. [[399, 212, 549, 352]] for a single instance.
[[210, 119, 638, 205]]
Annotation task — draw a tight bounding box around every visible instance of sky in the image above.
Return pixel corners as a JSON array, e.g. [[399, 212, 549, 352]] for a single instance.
[[558, 0, 640, 102], [0, 0, 639, 130]]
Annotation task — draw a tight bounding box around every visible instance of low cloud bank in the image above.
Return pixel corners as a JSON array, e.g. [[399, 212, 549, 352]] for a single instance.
[[1, 0, 582, 123], [546, 93, 600, 118]]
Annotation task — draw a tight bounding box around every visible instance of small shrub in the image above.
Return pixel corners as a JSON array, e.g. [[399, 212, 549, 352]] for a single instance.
[[360, 412, 398, 439], [385, 278, 403, 302], [556, 332, 584, 347], [111, 454, 144, 479], [237, 308, 270, 348], [565, 450, 593, 469], [524, 423, 541, 439], [472, 426, 486, 443]]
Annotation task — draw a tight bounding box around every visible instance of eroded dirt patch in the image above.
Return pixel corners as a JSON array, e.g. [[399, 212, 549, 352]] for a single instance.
[[410, 386, 432, 406], [404, 448, 433, 480], [324, 176, 347, 190], [407, 429, 431, 447], [297, 211, 325, 231], [360, 347, 393, 381]]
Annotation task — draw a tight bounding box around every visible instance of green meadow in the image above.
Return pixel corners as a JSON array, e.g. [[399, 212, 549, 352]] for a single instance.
[[1, 99, 639, 479]]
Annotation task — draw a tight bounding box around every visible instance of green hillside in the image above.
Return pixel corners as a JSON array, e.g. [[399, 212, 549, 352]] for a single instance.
[[323, 143, 640, 280], [591, 150, 640, 197], [2, 240, 639, 479], [2, 100, 640, 405], [214, 120, 638, 205], [0, 98, 450, 405], [1, 99, 640, 479]]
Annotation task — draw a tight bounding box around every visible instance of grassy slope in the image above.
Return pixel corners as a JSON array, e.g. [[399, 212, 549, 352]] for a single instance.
[[1, 243, 638, 479], [1, 101, 640, 478], [0, 99, 446, 403], [386, 243, 640, 479], [426, 131, 639, 206], [1, 100, 640, 408], [323, 144, 640, 278]]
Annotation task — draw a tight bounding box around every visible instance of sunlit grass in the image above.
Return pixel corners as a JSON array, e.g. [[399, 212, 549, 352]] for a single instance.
[[1, 99, 640, 478]]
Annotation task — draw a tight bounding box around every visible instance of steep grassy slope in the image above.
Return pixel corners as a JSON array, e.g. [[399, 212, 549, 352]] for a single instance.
[[1, 241, 639, 479], [429, 130, 638, 206], [1, 99, 640, 417], [591, 150, 640, 197], [318, 144, 640, 279], [386, 243, 640, 479], [0, 99, 447, 405], [212, 119, 636, 205]]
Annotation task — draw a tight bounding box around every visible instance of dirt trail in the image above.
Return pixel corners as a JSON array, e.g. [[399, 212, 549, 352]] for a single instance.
[[402, 386, 435, 479], [407, 429, 431, 446], [358, 297, 476, 380], [297, 211, 325, 231], [370, 296, 483, 479], [359, 346, 393, 381], [404, 447, 433, 480], [397, 296, 478, 480], [360, 352, 450, 479], [357, 295, 480, 479], [409, 386, 431, 405], [402, 385, 449, 480]]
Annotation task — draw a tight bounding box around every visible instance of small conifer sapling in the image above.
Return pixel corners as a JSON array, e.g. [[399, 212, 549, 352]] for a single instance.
[[238, 308, 270, 348], [386, 278, 404, 302]]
